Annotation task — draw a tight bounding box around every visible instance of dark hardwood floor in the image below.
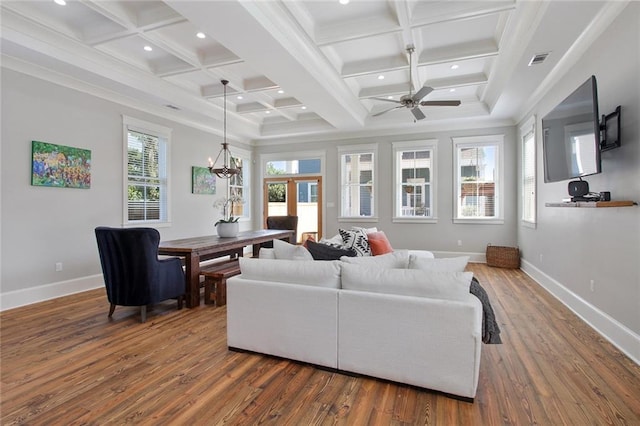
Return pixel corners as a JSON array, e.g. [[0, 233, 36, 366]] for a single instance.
[[1, 263, 639, 425]]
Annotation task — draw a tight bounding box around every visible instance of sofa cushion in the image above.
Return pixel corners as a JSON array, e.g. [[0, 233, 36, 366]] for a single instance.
[[366, 231, 394, 255], [339, 228, 372, 256], [340, 250, 409, 269], [239, 257, 342, 288], [307, 240, 357, 260], [408, 256, 469, 272], [341, 263, 472, 300], [273, 239, 313, 261]]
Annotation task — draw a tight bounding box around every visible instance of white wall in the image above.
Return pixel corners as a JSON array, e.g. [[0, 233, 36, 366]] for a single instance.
[[0, 70, 251, 307], [517, 3, 639, 361]]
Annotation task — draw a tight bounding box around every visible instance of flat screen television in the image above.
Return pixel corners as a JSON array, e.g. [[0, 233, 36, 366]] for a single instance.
[[542, 75, 601, 183]]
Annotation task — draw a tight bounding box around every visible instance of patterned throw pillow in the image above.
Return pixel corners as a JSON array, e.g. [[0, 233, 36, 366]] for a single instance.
[[339, 228, 372, 256]]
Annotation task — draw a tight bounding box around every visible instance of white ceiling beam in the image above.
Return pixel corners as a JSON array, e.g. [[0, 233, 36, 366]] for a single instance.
[[167, 0, 367, 131]]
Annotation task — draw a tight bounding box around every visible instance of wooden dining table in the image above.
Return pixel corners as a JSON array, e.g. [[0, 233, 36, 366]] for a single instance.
[[158, 229, 295, 308]]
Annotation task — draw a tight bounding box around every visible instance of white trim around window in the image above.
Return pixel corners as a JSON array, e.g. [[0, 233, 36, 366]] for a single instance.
[[122, 115, 172, 227], [520, 116, 537, 228], [228, 144, 252, 223], [452, 134, 504, 224], [392, 140, 438, 223], [337, 143, 378, 222]]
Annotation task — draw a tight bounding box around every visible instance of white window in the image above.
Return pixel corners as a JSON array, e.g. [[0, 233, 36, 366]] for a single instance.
[[338, 144, 377, 220], [453, 135, 504, 224], [393, 140, 437, 222], [228, 146, 251, 220], [123, 116, 171, 225], [520, 117, 536, 227]]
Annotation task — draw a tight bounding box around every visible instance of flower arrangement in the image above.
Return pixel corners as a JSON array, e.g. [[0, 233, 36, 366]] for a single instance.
[[213, 194, 244, 225]]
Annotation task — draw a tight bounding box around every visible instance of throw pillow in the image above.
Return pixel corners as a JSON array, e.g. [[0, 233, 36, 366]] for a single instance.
[[340, 250, 409, 268], [351, 226, 378, 234], [408, 256, 469, 272], [341, 263, 473, 300], [319, 234, 345, 248], [339, 228, 372, 256], [258, 247, 276, 259], [306, 240, 357, 260], [273, 239, 313, 261], [366, 231, 393, 255]]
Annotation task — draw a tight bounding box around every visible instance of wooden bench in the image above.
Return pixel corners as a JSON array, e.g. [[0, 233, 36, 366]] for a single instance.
[[199, 259, 241, 306]]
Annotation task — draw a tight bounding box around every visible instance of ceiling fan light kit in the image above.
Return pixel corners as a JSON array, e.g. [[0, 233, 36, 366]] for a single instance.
[[371, 45, 461, 121]]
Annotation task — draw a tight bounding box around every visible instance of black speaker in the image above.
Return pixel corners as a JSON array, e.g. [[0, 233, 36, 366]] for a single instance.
[[568, 180, 589, 197], [599, 191, 611, 201]]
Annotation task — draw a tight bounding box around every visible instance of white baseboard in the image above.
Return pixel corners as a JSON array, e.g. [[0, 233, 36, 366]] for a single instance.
[[433, 251, 485, 263], [0, 274, 104, 312], [521, 259, 640, 366]]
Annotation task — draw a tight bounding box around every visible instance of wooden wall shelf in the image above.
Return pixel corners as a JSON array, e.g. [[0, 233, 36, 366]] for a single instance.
[[545, 201, 637, 208]]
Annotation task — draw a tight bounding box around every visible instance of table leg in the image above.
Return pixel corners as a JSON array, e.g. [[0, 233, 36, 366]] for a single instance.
[[185, 255, 200, 308]]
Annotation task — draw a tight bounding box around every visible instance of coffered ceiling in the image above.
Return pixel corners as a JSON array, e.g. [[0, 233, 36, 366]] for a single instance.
[[0, 1, 624, 145]]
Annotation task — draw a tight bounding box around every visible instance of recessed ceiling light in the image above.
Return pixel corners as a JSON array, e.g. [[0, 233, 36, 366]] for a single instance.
[[196, 32, 206, 39], [377, 75, 385, 80], [449, 88, 456, 93], [450, 64, 459, 70], [237, 95, 243, 100], [143, 45, 153, 52], [265, 110, 271, 114], [277, 90, 284, 94], [301, 106, 307, 110], [387, 96, 393, 99], [54, 0, 66, 5], [339, 0, 350, 4]]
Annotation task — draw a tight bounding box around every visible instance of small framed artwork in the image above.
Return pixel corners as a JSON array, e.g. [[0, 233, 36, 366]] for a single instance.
[[31, 141, 91, 189], [192, 166, 216, 194]]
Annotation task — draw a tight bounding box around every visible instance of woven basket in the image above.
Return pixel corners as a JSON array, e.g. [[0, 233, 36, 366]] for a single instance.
[[486, 244, 520, 268]]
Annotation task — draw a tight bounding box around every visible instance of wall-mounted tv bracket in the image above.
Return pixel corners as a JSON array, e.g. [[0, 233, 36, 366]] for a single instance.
[[600, 105, 621, 151]]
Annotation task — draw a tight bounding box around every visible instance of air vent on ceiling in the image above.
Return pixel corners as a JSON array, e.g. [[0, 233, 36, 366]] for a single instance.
[[528, 52, 550, 66], [165, 104, 180, 110]]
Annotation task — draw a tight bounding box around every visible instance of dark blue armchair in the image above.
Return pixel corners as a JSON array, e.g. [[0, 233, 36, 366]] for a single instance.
[[95, 227, 185, 323]]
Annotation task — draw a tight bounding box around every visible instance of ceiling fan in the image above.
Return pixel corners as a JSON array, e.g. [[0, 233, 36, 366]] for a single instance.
[[371, 45, 461, 121]]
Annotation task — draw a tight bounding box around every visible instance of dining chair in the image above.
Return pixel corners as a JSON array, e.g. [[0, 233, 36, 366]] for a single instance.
[[94, 227, 185, 323], [263, 215, 298, 247]]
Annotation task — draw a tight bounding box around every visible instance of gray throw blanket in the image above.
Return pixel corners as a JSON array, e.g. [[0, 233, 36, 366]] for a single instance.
[[470, 277, 502, 344]]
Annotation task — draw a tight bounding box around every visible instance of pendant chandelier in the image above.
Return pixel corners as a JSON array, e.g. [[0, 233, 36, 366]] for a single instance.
[[208, 79, 240, 179]]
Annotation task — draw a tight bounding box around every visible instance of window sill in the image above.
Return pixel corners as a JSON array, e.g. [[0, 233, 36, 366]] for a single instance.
[[392, 217, 438, 224], [453, 218, 504, 225], [123, 221, 172, 228], [338, 217, 378, 223], [521, 220, 537, 229]]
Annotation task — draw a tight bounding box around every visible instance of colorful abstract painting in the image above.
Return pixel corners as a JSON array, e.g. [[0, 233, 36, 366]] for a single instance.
[[192, 166, 216, 194], [31, 141, 91, 189]]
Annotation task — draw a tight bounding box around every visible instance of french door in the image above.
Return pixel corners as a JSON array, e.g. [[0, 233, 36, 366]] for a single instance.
[[263, 176, 322, 243]]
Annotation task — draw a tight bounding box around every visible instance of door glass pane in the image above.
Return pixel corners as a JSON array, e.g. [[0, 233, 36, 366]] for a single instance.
[[297, 181, 318, 243], [266, 181, 287, 217]]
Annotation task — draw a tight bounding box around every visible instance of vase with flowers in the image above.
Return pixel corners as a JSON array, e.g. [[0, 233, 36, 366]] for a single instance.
[[213, 193, 244, 237]]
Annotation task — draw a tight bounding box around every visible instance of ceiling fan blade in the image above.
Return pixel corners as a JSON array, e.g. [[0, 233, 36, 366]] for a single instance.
[[372, 105, 403, 117], [412, 86, 433, 101], [411, 107, 426, 121], [370, 97, 402, 104], [420, 100, 461, 107]]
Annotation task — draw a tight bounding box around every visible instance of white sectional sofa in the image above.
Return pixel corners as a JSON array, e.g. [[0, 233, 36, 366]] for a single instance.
[[226, 250, 483, 400]]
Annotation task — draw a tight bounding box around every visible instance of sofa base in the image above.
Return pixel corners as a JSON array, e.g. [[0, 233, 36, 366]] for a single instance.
[[227, 346, 475, 403]]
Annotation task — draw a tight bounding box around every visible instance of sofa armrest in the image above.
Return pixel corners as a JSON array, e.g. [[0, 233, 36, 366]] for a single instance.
[[338, 290, 482, 398]]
